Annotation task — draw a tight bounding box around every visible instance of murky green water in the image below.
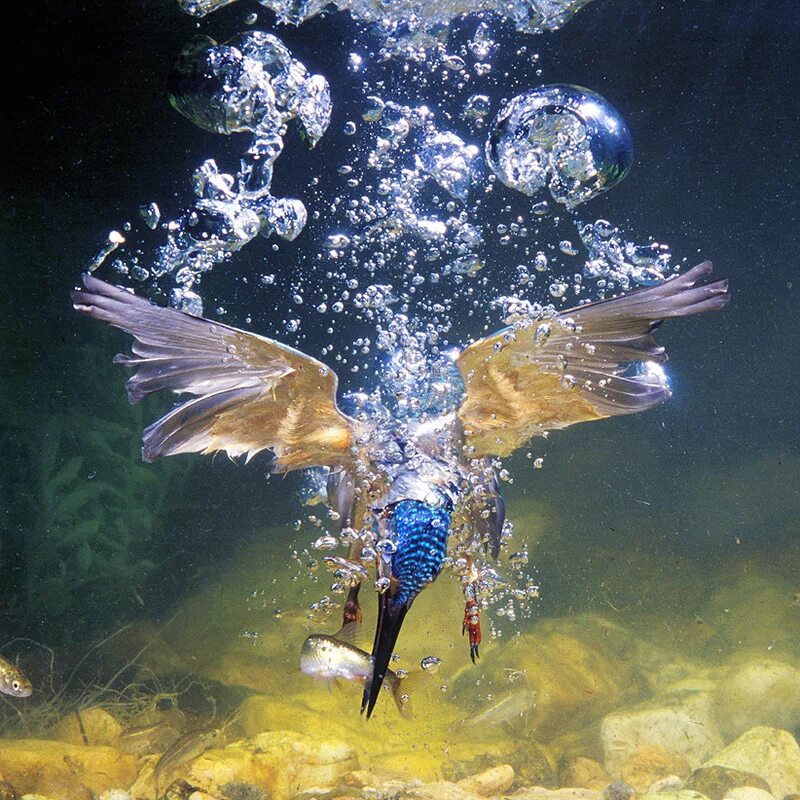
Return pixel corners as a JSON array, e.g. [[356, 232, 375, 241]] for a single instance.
[[2, 1, 799, 798]]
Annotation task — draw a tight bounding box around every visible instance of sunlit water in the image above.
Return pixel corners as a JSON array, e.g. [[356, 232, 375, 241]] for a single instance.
[[2, 1, 799, 799]]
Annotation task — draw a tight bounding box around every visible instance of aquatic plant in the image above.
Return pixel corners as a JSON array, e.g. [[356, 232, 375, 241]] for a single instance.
[[1, 338, 193, 645], [0, 622, 225, 740]]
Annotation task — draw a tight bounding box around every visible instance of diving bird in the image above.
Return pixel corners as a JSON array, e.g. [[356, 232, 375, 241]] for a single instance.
[[72, 262, 728, 717]]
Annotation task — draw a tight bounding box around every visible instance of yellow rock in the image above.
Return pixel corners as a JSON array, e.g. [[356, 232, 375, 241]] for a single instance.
[[702, 726, 800, 798], [402, 782, 480, 800], [602, 676, 724, 774], [0, 739, 137, 800], [509, 788, 602, 800], [619, 745, 691, 791], [713, 657, 800, 739], [54, 707, 123, 748], [342, 768, 417, 793], [638, 791, 711, 800], [457, 764, 514, 796], [235, 676, 467, 783], [559, 757, 612, 790], [372, 748, 440, 782], [19, 796, 60, 800], [186, 731, 358, 800]]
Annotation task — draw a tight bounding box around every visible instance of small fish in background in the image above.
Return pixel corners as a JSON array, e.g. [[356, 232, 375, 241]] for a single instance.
[[154, 725, 224, 787], [465, 688, 537, 731], [119, 721, 182, 756], [0, 654, 32, 697], [300, 626, 411, 717]]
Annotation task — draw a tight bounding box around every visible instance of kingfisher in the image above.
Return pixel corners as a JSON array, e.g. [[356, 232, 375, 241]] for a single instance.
[[73, 261, 728, 717]]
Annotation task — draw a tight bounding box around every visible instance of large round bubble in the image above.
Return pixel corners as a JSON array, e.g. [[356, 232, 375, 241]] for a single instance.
[[486, 84, 633, 207]]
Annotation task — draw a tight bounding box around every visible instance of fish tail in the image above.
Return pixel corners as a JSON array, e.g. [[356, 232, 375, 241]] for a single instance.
[[391, 674, 413, 719]]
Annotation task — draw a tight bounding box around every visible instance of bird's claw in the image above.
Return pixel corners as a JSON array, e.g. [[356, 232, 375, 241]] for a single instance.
[[463, 598, 481, 663], [343, 586, 362, 625]]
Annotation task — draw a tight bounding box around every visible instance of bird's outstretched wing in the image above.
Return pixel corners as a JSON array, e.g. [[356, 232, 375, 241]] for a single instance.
[[456, 262, 729, 457], [72, 274, 357, 472]]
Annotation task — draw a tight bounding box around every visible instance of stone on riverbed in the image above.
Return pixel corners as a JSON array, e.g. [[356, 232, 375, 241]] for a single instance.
[[685, 765, 773, 800], [723, 789, 777, 800], [54, 706, 123, 748], [637, 790, 711, 800], [712, 658, 800, 740], [701, 726, 800, 798], [601, 676, 724, 775], [442, 740, 557, 788], [400, 782, 483, 800], [187, 731, 358, 800], [0, 739, 137, 800], [510, 788, 603, 800], [457, 764, 514, 796], [98, 791, 132, 800], [559, 757, 612, 790], [618, 745, 691, 791], [20, 796, 60, 800]]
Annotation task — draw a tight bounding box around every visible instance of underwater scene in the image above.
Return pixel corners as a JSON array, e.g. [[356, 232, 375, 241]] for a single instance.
[[3, 0, 799, 798]]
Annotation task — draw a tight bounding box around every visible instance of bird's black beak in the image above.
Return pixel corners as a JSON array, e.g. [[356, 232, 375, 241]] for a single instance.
[[362, 591, 408, 719]]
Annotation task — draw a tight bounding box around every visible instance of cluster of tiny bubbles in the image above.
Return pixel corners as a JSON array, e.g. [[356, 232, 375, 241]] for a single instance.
[[490, 293, 556, 330], [295, 481, 385, 598], [320, 96, 487, 287], [175, 0, 595, 52], [321, 555, 370, 587], [291, 24, 627, 379], [309, 82, 644, 385], [445, 501, 541, 631], [298, 466, 329, 507], [286, 478, 370, 604], [373, 311, 465, 419], [240, 629, 262, 645], [578, 218, 673, 291], [97, 31, 331, 316], [486, 84, 634, 208], [306, 595, 340, 624]]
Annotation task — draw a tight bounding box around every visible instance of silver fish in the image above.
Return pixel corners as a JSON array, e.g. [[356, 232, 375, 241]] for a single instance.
[[0, 654, 32, 697], [154, 726, 223, 782], [300, 631, 410, 717], [466, 689, 537, 728]]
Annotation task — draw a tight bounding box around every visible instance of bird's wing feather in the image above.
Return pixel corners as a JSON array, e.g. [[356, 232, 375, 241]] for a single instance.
[[456, 261, 729, 457], [72, 274, 357, 471]]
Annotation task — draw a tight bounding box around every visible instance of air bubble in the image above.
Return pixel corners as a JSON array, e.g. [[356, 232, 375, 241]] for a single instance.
[[486, 85, 633, 207]]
